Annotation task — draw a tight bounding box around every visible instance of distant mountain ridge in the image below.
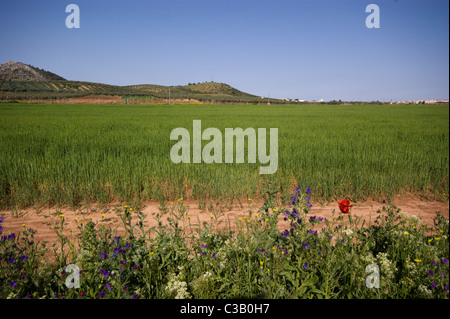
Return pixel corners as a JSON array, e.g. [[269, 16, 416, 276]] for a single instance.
[[0, 61, 289, 104], [0, 61, 66, 81]]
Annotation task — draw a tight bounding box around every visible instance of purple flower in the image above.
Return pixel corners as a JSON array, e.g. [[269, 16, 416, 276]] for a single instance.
[[200, 252, 205, 256], [295, 187, 301, 192], [432, 260, 438, 266], [282, 230, 289, 238], [10, 281, 16, 288], [53, 293, 60, 298], [303, 263, 308, 269], [201, 244, 207, 249], [306, 187, 312, 194], [303, 243, 309, 249], [100, 268, 110, 278], [307, 203, 312, 209], [430, 282, 437, 289], [133, 264, 139, 270], [132, 293, 137, 299], [106, 283, 111, 290], [292, 208, 298, 218], [310, 216, 316, 222], [0, 217, 3, 223], [19, 255, 28, 262], [212, 253, 216, 259], [99, 291, 105, 298], [101, 252, 107, 260], [441, 258, 449, 264], [114, 247, 121, 254], [8, 257, 15, 264], [428, 270, 434, 276], [445, 285, 449, 292]]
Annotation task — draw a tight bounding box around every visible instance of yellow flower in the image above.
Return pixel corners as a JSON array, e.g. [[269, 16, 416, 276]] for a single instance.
[[414, 259, 422, 263], [210, 215, 214, 219], [59, 214, 64, 218], [247, 219, 250, 224], [154, 246, 158, 249], [413, 226, 416, 230], [129, 208, 133, 211], [70, 250, 73, 254], [149, 252, 154, 256], [404, 232, 409, 235], [74, 218, 78, 222], [405, 260, 409, 263], [265, 218, 269, 222], [281, 251, 285, 255], [68, 229, 73, 232], [439, 230, 444, 234], [187, 216, 191, 220], [273, 208, 278, 212], [70, 242, 74, 246], [22, 224, 26, 227], [255, 214, 259, 218], [422, 223, 427, 227], [260, 260, 264, 266], [434, 237, 441, 241], [272, 246, 276, 251], [428, 239, 433, 243], [101, 214, 105, 218], [124, 205, 128, 208], [178, 198, 183, 202], [248, 198, 252, 202], [238, 218, 242, 222], [89, 217, 93, 220]]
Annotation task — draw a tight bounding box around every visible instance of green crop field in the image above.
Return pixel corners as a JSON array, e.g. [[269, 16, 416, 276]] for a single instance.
[[0, 102, 448, 209]]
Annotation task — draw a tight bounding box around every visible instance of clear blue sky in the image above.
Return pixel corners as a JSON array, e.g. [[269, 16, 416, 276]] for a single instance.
[[0, 0, 448, 101]]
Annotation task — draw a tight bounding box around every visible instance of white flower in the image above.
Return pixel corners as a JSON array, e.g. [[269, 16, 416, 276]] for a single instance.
[[343, 229, 354, 237], [165, 272, 191, 299]]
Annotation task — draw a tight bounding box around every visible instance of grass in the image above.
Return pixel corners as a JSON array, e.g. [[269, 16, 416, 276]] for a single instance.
[[0, 103, 448, 209], [0, 187, 448, 299]]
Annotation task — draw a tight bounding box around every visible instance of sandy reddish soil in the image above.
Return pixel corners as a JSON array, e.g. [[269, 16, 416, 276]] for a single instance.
[[1, 197, 448, 249]]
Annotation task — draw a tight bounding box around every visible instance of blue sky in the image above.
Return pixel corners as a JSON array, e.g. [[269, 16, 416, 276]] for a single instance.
[[0, 0, 448, 101]]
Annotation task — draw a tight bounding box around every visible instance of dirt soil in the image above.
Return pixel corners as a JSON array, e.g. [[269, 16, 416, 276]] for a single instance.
[[1, 196, 448, 248]]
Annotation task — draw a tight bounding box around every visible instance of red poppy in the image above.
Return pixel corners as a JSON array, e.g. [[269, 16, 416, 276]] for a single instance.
[[338, 199, 353, 214]]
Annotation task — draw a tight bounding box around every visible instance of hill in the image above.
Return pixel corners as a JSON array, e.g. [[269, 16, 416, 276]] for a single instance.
[[0, 61, 66, 81], [0, 61, 285, 104]]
